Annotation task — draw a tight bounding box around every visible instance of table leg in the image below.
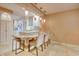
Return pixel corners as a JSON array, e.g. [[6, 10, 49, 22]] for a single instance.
[[28, 41, 30, 52], [12, 39, 14, 51], [15, 39, 17, 55], [23, 40, 25, 51]]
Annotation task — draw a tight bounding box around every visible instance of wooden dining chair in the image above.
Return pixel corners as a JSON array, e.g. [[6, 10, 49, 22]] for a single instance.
[[28, 32, 44, 56]]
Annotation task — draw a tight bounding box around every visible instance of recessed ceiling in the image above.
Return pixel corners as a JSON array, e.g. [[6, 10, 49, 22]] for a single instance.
[[35, 3, 79, 15]]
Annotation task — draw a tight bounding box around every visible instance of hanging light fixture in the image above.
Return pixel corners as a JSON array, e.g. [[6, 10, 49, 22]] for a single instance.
[[43, 19, 46, 23], [40, 17, 42, 21], [25, 10, 29, 16]]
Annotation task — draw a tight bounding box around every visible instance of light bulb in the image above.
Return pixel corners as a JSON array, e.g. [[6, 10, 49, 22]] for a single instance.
[[25, 10, 29, 16], [43, 19, 46, 23]]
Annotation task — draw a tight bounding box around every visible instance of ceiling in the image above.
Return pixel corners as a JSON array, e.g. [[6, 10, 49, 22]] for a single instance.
[[0, 3, 79, 17], [34, 3, 79, 15], [0, 3, 25, 19], [0, 3, 44, 17]]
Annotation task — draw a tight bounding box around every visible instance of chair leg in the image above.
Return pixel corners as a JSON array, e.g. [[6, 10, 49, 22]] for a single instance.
[[47, 41, 49, 47], [36, 47, 38, 56], [41, 45, 43, 51], [44, 43, 46, 49], [28, 43, 30, 52], [48, 39, 51, 44]]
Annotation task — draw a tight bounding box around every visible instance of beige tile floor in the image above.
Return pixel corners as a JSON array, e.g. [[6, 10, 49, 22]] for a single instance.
[[0, 41, 79, 56]]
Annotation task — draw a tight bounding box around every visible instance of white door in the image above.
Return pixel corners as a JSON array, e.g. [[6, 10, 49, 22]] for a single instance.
[[0, 13, 13, 53], [0, 20, 7, 44], [0, 20, 13, 53]]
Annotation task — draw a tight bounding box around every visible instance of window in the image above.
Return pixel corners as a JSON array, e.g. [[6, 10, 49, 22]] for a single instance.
[[14, 19, 24, 35], [26, 13, 41, 31], [33, 15, 40, 27], [29, 16, 33, 26], [1, 12, 11, 21]]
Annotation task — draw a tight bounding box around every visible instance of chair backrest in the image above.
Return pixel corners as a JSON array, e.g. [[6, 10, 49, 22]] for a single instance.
[[44, 32, 49, 42], [36, 32, 44, 47]]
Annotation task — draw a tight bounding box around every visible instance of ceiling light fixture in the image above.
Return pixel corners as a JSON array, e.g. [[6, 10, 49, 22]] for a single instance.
[[22, 7, 25, 10], [40, 17, 42, 21]]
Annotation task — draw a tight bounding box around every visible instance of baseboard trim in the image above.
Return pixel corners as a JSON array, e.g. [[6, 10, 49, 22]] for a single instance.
[[53, 41, 79, 51]]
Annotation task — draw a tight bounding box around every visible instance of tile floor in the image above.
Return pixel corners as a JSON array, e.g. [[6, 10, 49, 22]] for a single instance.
[[0, 41, 79, 56]]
